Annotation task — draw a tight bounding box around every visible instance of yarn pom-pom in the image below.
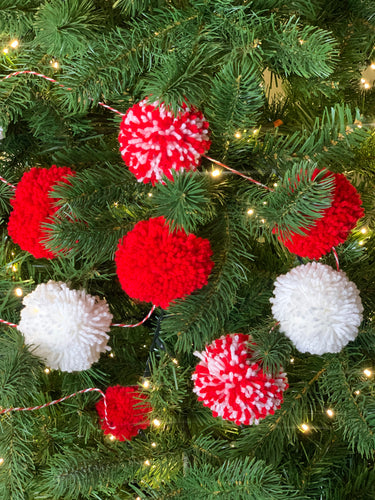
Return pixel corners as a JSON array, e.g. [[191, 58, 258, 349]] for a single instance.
[[118, 98, 211, 185], [115, 216, 214, 309], [17, 281, 113, 372], [192, 333, 288, 426], [276, 171, 363, 259], [8, 166, 75, 259], [96, 385, 151, 441], [270, 262, 363, 354]]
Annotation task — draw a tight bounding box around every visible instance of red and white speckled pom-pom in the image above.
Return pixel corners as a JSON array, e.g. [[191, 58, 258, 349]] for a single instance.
[[192, 333, 288, 426], [118, 99, 211, 185]]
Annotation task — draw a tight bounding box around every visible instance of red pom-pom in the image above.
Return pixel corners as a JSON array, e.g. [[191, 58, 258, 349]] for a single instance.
[[118, 99, 211, 185], [96, 385, 151, 441], [8, 166, 75, 259], [192, 333, 288, 426], [276, 170, 364, 259], [115, 216, 214, 309]]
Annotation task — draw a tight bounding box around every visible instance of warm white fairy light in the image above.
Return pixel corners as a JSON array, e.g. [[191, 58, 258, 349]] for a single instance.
[[148, 192, 153, 197], [14, 288, 23, 297], [152, 418, 161, 427], [144, 459, 151, 466], [360, 227, 368, 234], [109, 352, 115, 358], [172, 358, 179, 365], [11, 264, 17, 272], [0, 458, 4, 466], [361, 78, 366, 83], [211, 169, 221, 177], [247, 208, 254, 215], [326, 409, 334, 417], [44, 368, 50, 374], [151, 442, 157, 448], [109, 434, 116, 441], [260, 219, 265, 223], [10, 40, 19, 48], [354, 390, 360, 395], [363, 369, 372, 377], [364, 82, 371, 89], [142, 380, 150, 389], [290, 358, 295, 364], [273, 182, 278, 187], [49, 60, 59, 69], [252, 129, 259, 134], [234, 131, 242, 139], [371, 63, 375, 70], [263, 201, 267, 205], [301, 423, 310, 432], [358, 240, 365, 246], [3, 48, 8, 54]]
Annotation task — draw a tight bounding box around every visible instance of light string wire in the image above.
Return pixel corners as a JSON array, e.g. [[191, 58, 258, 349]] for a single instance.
[[1, 70, 272, 191]]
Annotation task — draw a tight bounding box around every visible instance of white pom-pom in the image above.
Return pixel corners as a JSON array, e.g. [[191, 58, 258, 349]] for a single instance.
[[270, 262, 363, 355], [18, 281, 113, 372]]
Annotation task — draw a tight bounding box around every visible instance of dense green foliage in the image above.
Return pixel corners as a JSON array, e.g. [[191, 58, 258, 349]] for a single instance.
[[0, 0, 374, 498]]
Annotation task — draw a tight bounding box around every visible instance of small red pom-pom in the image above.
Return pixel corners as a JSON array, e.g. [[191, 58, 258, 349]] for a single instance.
[[118, 98, 211, 185], [115, 216, 214, 309], [276, 170, 364, 259], [7, 166, 75, 259], [96, 385, 151, 441], [192, 333, 288, 426]]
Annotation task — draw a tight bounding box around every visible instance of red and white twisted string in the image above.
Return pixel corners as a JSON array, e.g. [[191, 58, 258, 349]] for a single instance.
[[0, 305, 155, 330], [0, 387, 116, 430], [2, 70, 125, 116]]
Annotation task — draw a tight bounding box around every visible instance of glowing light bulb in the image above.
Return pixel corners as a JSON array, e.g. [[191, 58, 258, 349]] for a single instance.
[[3, 48, 8, 54], [301, 423, 309, 432], [361, 78, 366, 83], [144, 459, 151, 466], [354, 390, 360, 395], [360, 227, 368, 234], [364, 82, 370, 89], [148, 192, 153, 197], [44, 368, 50, 374], [247, 208, 254, 215], [273, 183, 278, 187], [0, 458, 4, 466], [152, 418, 161, 427], [359, 240, 365, 246], [10, 40, 19, 48], [253, 129, 259, 134], [142, 380, 150, 389], [363, 369, 372, 377], [260, 219, 265, 223], [326, 409, 334, 417], [371, 63, 375, 70], [299, 39, 305, 45], [211, 169, 221, 177], [11, 264, 17, 272], [109, 352, 115, 358], [234, 131, 242, 139], [290, 358, 295, 364], [109, 434, 116, 441], [14, 288, 23, 297], [263, 201, 267, 205], [151, 442, 157, 447], [172, 358, 179, 365]]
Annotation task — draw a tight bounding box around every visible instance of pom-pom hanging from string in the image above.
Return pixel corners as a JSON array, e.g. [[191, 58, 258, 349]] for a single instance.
[[118, 98, 211, 185], [7, 166, 75, 259], [276, 170, 364, 259], [17, 281, 113, 372], [96, 385, 151, 441], [115, 216, 214, 309], [270, 262, 363, 354], [192, 333, 288, 426]]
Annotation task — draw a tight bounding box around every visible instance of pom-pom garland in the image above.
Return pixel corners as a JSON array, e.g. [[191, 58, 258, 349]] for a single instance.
[[192, 333, 288, 426], [7, 166, 75, 259], [270, 262, 363, 354], [96, 385, 151, 441], [118, 99, 211, 184], [115, 216, 214, 309], [17, 281, 113, 372], [276, 170, 364, 259]]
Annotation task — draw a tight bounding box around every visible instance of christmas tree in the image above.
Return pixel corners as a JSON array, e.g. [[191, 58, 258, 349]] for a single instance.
[[0, 1, 374, 498]]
